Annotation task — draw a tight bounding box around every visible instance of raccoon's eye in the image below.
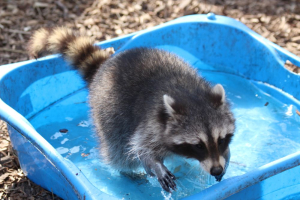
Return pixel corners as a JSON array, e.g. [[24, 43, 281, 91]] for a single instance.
[[195, 143, 204, 149], [218, 138, 225, 145], [218, 134, 233, 146]]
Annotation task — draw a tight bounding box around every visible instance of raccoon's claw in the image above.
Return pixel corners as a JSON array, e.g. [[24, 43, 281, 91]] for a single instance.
[[168, 171, 176, 180], [152, 163, 177, 192], [140, 157, 177, 192], [158, 178, 171, 193], [158, 168, 177, 192], [158, 172, 177, 193]]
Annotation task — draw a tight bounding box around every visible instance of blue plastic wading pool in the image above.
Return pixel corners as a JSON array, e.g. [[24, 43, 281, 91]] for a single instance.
[[0, 13, 300, 200]]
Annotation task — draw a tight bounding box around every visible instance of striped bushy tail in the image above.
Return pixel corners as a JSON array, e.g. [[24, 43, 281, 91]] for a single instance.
[[27, 27, 110, 82]]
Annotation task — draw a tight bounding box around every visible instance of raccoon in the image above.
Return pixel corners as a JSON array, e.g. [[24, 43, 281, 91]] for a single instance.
[[28, 27, 235, 193]]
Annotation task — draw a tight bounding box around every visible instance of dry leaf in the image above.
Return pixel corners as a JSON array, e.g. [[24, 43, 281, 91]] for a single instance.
[[81, 153, 90, 157], [173, 165, 181, 173]]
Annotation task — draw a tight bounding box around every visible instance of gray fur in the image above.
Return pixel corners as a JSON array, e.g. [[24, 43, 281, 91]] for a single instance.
[[86, 48, 235, 192]]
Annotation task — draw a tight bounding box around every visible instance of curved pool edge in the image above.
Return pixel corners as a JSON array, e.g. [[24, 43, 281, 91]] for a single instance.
[[182, 151, 300, 200], [0, 100, 118, 200], [115, 14, 300, 102]]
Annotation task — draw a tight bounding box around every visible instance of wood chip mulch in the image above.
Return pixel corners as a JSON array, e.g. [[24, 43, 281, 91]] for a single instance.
[[1, 0, 300, 199]]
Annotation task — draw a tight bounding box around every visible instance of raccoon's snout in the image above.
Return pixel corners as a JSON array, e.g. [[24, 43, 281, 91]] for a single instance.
[[210, 166, 223, 176]]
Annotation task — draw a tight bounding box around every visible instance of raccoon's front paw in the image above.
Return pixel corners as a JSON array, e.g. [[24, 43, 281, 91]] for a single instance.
[[140, 157, 176, 192], [157, 169, 176, 193], [153, 164, 176, 192]]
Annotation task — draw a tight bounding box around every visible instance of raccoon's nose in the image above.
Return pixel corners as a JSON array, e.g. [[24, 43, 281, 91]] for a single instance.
[[210, 166, 223, 176]]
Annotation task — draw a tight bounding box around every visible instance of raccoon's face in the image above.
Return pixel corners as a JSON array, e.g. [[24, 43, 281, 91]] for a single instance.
[[161, 84, 235, 180]]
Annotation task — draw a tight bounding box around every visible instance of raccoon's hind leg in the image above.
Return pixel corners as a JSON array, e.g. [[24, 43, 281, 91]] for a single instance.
[[140, 156, 176, 193]]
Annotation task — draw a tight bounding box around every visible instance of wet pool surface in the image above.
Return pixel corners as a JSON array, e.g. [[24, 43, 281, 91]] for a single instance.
[[29, 67, 300, 199]]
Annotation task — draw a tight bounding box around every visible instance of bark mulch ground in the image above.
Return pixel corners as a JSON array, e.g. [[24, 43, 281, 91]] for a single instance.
[[1, 0, 300, 199]]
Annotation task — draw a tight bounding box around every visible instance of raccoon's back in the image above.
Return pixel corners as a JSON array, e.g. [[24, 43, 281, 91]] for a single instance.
[[89, 48, 209, 131], [88, 48, 212, 169]]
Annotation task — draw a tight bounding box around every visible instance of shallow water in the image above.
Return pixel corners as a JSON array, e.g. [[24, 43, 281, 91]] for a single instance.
[[30, 70, 300, 200]]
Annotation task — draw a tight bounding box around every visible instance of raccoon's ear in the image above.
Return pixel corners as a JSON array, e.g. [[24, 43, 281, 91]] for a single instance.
[[162, 94, 186, 119], [163, 94, 176, 117], [210, 84, 225, 108]]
